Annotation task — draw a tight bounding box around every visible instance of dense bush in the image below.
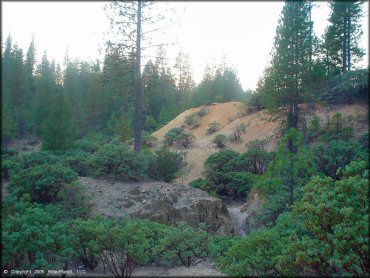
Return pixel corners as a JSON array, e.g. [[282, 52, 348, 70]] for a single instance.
[[189, 178, 218, 197], [149, 147, 185, 182], [164, 127, 194, 148], [156, 221, 209, 267], [89, 143, 151, 181], [229, 123, 246, 143], [2, 197, 74, 270], [225, 148, 274, 175], [207, 121, 220, 134], [142, 135, 158, 148], [197, 109, 209, 117], [224, 172, 257, 198], [9, 164, 77, 203], [185, 113, 201, 129], [212, 134, 227, 148], [284, 161, 369, 276], [61, 149, 91, 176], [313, 139, 367, 179], [72, 133, 110, 153], [205, 150, 239, 184]]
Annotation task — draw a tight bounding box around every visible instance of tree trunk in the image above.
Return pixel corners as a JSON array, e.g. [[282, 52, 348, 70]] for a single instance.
[[342, 12, 347, 73], [347, 14, 351, 72], [134, 0, 142, 151]]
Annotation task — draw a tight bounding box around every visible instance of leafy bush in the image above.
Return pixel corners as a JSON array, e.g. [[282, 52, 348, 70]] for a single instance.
[[229, 123, 246, 143], [225, 148, 274, 175], [17, 151, 63, 170], [287, 161, 369, 276], [61, 149, 91, 176], [197, 109, 209, 117], [189, 178, 218, 197], [359, 132, 369, 149], [156, 221, 209, 267], [306, 115, 322, 142], [312, 139, 367, 179], [73, 133, 110, 153], [205, 150, 239, 184], [164, 128, 194, 148], [164, 127, 185, 146], [142, 135, 158, 148], [207, 121, 220, 134], [89, 143, 151, 181], [212, 134, 227, 148], [149, 147, 185, 182], [185, 114, 201, 129], [224, 172, 257, 198], [8, 164, 77, 203], [1, 155, 21, 180], [2, 197, 74, 270]]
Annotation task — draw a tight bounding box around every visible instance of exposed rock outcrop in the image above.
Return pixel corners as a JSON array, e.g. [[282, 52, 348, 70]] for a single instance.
[[241, 188, 265, 234], [80, 177, 233, 235]]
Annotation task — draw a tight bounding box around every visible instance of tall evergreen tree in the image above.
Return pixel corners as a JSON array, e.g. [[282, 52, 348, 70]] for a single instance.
[[323, 1, 365, 74], [42, 93, 76, 151], [260, 0, 315, 136]]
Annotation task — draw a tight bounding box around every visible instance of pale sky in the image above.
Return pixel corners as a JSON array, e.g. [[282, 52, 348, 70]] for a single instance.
[[2, 1, 369, 90]]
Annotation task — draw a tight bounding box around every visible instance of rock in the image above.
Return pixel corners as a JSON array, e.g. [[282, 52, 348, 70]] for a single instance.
[[80, 177, 233, 235], [241, 188, 265, 234]]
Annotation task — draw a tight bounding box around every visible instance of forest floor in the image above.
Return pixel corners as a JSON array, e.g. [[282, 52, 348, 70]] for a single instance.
[[152, 101, 369, 185]]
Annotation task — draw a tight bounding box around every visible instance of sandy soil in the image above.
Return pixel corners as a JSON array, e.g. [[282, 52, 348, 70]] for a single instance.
[[152, 102, 368, 185]]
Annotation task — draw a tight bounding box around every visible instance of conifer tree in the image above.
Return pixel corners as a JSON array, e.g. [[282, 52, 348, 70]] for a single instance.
[[42, 93, 76, 151], [323, 1, 365, 74], [260, 0, 315, 136]]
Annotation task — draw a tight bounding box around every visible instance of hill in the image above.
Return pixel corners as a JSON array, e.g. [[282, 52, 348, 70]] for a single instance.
[[152, 101, 368, 185]]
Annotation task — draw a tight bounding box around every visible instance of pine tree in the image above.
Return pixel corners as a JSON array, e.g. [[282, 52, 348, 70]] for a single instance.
[[42, 93, 76, 151], [323, 1, 365, 74], [260, 0, 315, 134]]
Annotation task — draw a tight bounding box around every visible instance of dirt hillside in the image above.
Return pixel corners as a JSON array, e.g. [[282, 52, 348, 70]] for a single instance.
[[152, 102, 368, 185]]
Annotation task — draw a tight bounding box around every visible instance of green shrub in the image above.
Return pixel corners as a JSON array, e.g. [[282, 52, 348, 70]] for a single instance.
[[313, 139, 367, 178], [149, 147, 185, 182], [2, 198, 74, 270], [164, 128, 194, 148], [359, 132, 369, 149], [164, 127, 185, 146], [207, 121, 221, 134], [189, 178, 217, 196], [156, 221, 209, 267], [207, 235, 240, 262], [197, 109, 209, 117], [224, 172, 257, 198], [185, 114, 201, 129], [205, 150, 239, 184], [89, 143, 151, 181], [8, 164, 78, 203], [73, 133, 109, 153], [306, 115, 322, 142], [212, 134, 227, 148], [225, 148, 274, 175], [229, 123, 246, 143], [61, 149, 91, 176], [18, 151, 63, 170], [287, 161, 369, 276], [1, 147, 18, 156], [1, 155, 21, 180], [143, 135, 158, 148]]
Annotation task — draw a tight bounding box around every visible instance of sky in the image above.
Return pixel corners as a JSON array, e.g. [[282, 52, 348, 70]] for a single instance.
[[2, 1, 369, 90]]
